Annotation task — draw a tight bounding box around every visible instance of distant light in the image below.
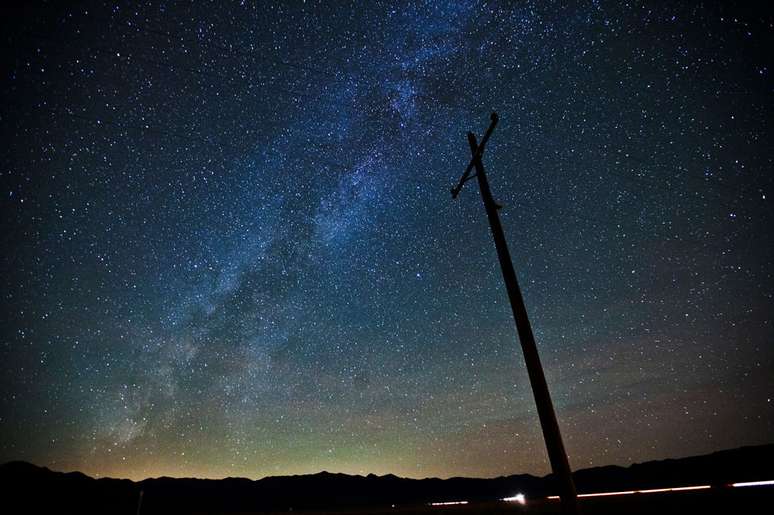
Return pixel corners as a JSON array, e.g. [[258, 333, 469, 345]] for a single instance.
[[635, 486, 711, 494], [502, 493, 526, 505], [429, 501, 469, 506], [732, 480, 774, 488], [546, 484, 711, 500]]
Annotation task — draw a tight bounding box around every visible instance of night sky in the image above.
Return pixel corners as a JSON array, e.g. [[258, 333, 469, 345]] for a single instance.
[[1, 1, 772, 481]]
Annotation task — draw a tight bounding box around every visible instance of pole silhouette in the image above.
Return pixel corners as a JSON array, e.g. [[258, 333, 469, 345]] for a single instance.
[[452, 112, 578, 515]]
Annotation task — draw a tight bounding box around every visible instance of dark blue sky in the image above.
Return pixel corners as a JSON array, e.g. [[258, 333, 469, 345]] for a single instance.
[[1, 1, 772, 480]]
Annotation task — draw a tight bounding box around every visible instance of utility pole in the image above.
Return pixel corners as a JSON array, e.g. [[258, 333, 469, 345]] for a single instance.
[[451, 112, 578, 515]]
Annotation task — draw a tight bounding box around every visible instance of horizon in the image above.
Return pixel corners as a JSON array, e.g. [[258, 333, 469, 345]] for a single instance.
[[1, 0, 772, 489], [6, 441, 772, 483]]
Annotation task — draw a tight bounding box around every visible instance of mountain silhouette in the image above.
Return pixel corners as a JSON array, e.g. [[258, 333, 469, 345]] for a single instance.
[[1, 444, 772, 514]]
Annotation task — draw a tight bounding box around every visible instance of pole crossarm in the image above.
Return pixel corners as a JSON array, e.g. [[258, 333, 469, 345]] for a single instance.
[[451, 111, 499, 198]]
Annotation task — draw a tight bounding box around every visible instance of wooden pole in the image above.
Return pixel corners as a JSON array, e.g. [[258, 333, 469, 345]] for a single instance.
[[454, 113, 578, 514]]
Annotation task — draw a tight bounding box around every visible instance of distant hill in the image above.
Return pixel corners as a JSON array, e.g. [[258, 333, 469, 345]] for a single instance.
[[1, 444, 772, 514]]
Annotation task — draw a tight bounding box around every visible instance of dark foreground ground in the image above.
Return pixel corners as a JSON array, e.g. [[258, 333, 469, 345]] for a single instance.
[[251, 486, 773, 515]]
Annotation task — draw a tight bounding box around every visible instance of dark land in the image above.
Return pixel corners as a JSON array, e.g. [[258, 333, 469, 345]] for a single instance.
[[1, 444, 773, 514]]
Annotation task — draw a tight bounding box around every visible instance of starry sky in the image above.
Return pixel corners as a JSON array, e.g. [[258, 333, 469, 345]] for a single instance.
[[1, 1, 772, 481]]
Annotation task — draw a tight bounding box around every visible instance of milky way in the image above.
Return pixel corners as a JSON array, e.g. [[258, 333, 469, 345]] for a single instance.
[[1, 1, 772, 480]]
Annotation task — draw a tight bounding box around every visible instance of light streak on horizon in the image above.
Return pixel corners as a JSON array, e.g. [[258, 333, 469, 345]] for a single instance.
[[424, 479, 774, 507], [501, 493, 526, 505], [732, 480, 774, 488], [547, 484, 711, 500]]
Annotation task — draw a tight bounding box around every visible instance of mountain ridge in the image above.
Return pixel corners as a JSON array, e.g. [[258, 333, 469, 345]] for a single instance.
[[3, 442, 770, 483], [2, 443, 772, 514]]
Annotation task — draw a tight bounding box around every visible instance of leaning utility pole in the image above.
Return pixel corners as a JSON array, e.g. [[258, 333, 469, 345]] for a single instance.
[[451, 112, 578, 515]]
